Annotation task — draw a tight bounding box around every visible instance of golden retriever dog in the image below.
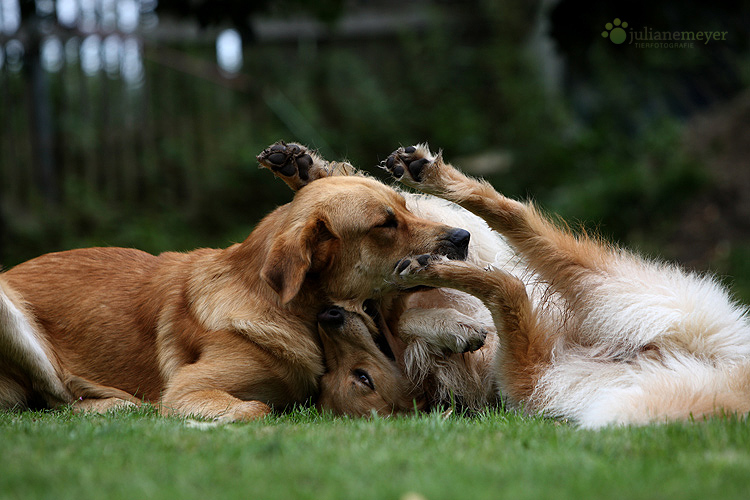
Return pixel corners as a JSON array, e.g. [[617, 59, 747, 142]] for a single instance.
[[0, 153, 472, 421], [382, 144, 750, 427]]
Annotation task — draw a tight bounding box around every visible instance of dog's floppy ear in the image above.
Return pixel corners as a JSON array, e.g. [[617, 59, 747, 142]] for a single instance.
[[261, 216, 337, 305]]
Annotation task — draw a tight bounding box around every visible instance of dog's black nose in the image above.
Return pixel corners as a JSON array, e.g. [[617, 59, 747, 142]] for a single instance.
[[318, 307, 346, 327], [448, 228, 470, 254]]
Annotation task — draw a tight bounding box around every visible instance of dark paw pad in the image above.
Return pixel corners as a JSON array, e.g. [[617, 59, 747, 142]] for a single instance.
[[416, 254, 431, 266], [257, 142, 313, 180], [396, 258, 412, 274], [407, 158, 429, 180], [382, 145, 432, 182], [395, 254, 434, 275], [463, 330, 487, 353]]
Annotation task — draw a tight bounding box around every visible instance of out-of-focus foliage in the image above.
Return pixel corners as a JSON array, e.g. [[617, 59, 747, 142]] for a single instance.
[[2, 0, 749, 299]]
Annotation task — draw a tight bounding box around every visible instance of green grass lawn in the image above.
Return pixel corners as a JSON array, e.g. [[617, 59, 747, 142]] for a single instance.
[[1, 406, 748, 500]]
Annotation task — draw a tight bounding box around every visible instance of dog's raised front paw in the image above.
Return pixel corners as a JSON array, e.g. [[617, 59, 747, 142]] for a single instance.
[[382, 144, 445, 191], [257, 141, 330, 191], [459, 324, 487, 353]]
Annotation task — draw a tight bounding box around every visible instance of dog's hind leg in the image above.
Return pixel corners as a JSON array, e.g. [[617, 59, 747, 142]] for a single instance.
[[392, 256, 552, 405], [257, 141, 356, 191], [64, 372, 143, 414], [383, 145, 613, 303]]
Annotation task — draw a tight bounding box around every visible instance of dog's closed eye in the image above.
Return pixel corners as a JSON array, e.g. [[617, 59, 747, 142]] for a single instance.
[[373, 207, 398, 231], [375, 217, 398, 230]]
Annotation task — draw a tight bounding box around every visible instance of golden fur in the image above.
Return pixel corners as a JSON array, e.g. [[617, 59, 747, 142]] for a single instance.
[[0, 170, 469, 421]]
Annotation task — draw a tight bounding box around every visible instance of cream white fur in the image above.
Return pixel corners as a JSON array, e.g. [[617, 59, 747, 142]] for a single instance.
[[398, 189, 750, 427], [0, 280, 71, 407]]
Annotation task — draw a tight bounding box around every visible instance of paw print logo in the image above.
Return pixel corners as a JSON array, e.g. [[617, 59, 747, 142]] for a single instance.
[[602, 18, 628, 44]]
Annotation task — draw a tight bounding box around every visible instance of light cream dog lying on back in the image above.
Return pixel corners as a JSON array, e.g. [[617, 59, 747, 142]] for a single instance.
[[385, 144, 750, 427]]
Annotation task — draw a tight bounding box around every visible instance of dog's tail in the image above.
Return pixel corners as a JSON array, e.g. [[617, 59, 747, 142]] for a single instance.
[[623, 357, 750, 426], [0, 278, 72, 408], [551, 354, 750, 428]]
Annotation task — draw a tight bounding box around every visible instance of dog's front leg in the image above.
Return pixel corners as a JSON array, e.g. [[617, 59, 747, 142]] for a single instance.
[[72, 397, 138, 414], [65, 373, 143, 415], [160, 355, 272, 422], [383, 145, 612, 303], [396, 306, 487, 383], [161, 387, 271, 422], [392, 256, 551, 404]]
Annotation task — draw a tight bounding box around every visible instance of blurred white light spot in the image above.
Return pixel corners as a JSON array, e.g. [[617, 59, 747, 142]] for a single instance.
[[56, 0, 78, 27], [139, 0, 159, 31], [216, 28, 242, 75], [41, 36, 64, 72], [121, 37, 144, 87], [35, 0, 54, 16], [1, 0, 21, 35], [117, 0, 139, 33], [139, 0, 157, 13], [103, 34, 121, 78], [80, 34, 102, 75], [5, 38, 23, 72]]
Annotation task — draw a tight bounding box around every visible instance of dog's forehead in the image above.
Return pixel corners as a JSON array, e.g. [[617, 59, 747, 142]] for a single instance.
[[298, 176, 406, 212]]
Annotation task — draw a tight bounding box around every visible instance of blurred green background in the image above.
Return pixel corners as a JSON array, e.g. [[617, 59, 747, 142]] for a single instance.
[[2, 0, 750, 300]]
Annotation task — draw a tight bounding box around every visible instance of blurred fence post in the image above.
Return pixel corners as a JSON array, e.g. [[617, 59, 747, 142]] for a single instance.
[[0, 202, 5, 265], [23, 14, 58, 205]]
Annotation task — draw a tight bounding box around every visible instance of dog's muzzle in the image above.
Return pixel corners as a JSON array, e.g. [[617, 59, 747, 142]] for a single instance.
[[439, 228, 470, 260]]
